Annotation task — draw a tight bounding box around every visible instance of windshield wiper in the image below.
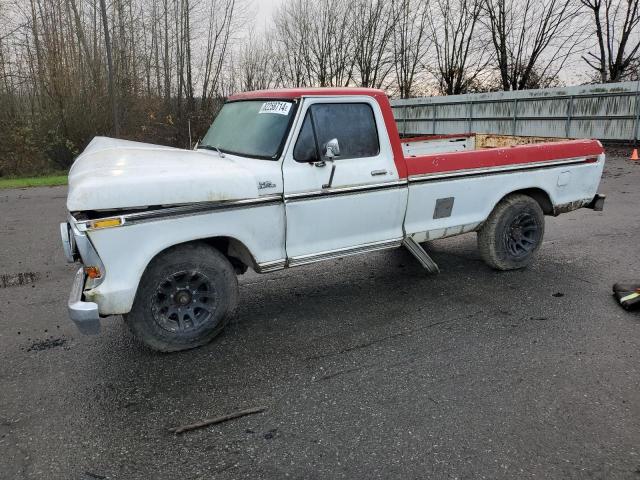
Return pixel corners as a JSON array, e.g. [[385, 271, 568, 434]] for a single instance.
[[198, 144, 225, 158]]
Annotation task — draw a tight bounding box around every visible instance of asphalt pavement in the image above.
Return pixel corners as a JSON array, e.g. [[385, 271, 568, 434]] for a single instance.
[[0, 149, 639, 479]]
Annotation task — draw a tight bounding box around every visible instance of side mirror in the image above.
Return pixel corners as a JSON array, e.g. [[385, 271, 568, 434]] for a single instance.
[[323, 138, 340, 159]]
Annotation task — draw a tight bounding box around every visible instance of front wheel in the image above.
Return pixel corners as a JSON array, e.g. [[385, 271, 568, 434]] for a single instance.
[[125, 243, 238, 352], [478, 194, 545, 271]]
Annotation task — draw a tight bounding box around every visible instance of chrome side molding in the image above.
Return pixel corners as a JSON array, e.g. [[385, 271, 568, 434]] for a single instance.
[[287, 238, 403, 267]]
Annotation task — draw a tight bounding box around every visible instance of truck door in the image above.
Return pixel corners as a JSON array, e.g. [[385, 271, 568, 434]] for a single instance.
[[282, 96, 407, 265]]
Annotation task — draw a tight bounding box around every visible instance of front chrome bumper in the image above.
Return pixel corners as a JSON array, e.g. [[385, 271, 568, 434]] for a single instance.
[[68, 267, 101, 335]]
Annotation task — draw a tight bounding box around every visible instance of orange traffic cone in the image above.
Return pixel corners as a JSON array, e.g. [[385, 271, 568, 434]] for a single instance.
[[632, 148, 639, 160]]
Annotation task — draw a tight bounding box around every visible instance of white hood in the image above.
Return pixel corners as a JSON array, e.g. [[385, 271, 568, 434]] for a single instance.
[[67, 137, 268, 211]]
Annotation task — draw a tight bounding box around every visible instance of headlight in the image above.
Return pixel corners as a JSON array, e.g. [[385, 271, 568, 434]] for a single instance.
[[64, 218, 107, 288], [60, 222, 78, 263]]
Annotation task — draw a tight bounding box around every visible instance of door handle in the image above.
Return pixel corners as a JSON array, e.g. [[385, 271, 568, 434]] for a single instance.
[[371, 169, 387, 176]]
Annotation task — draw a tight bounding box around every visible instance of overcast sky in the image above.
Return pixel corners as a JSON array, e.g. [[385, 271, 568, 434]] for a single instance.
[[253, 0, 284, 30]]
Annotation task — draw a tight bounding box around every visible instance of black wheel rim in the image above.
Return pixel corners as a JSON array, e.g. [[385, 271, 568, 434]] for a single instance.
[[504, 211, 540, 259], [151, 271, 217, 333]]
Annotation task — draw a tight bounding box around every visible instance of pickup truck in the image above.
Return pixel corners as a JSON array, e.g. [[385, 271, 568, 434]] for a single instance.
[[60, 87, 605, 351]]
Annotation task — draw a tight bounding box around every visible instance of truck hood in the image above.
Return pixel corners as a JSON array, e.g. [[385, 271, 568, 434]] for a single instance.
[[67, 137, 267, 211]]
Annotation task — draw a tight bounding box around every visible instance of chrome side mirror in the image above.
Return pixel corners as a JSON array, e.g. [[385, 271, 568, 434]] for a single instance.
[[323, 138, 340, 159]]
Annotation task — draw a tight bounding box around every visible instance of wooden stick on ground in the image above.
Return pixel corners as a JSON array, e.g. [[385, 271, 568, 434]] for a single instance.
[[168, 406, 268, 434]]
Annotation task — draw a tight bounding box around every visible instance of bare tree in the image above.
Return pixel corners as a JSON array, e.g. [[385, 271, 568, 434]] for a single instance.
[[100, 0, 119, 134], [392, 0, 430, 98], [350, 0, 397, 88], [68, 0, 97, 83], [483, 0, 585, 90], [238, 34, 277, 91], [163, 0, 172, 106], [274, 0, 312, 87], [0, 0, 249, 175], [581, 0, 640, 82], [201, 0, 236, 106], [274, 0, 355, 87], [305, 0, 355, 86], [0, 1, 17, 119], [428, 0, 489, 95]]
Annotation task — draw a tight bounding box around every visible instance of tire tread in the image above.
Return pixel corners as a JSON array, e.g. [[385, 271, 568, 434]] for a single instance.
[[124, 243, 238, 352], [478, 194, 545, 271]]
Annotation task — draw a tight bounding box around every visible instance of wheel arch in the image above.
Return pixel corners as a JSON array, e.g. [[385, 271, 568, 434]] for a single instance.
[[203, 236, 257, 273], [496, 187, 554, 215], [145, 236, 258, 275]]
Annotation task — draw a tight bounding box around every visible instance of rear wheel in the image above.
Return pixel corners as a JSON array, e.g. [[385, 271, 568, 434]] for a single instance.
[[125, 243, 238, 352], [478, 194, 545, 271]]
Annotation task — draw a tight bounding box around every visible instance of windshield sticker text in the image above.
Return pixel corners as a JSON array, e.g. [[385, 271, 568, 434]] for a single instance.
[[258, 101, 291, 116]]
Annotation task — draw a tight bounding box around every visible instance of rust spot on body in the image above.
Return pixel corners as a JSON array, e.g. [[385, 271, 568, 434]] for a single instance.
[[553, 199, 591, 215]]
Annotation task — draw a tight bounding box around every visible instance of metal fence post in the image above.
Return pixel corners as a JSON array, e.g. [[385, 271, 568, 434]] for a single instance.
[[432, 103, 437, 134], [467, 101, 473, 133], [512, 98, 518, 135], [565, 96, 574, 138], [402, 104, 408, 137], [634, 79, 640, 145]]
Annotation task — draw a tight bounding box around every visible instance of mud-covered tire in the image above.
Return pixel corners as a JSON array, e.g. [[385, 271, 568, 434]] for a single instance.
[[124, 243, 238, 352], [478, 194, 545, 271]]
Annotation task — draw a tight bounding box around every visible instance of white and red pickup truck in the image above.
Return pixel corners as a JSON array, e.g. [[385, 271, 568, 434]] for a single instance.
[[60, 87, 605, 351]]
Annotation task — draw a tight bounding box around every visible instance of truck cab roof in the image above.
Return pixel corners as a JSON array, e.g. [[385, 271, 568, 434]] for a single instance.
[[228, 87, 389, 101]]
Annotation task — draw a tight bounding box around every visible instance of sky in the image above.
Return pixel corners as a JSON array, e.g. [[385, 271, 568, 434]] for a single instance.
[[253, 0, 284, 31]]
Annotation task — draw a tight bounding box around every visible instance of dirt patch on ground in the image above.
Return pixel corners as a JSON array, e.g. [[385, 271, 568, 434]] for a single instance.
[[0, 271, 41, 289], [26, 337, 68, 352]]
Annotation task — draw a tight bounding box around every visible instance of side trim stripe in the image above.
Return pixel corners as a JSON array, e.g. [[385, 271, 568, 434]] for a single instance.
[[82, 181, 408, 228], [285, 180, 406, 202], [408, 157, 596, 184], [114, 195, 282, 227]]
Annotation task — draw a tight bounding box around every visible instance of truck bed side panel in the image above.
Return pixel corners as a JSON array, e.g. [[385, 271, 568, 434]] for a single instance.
[[404, 148, 604, 241]]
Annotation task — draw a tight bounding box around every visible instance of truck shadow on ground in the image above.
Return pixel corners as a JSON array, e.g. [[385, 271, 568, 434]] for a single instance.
[[82, 236, 598, 426]]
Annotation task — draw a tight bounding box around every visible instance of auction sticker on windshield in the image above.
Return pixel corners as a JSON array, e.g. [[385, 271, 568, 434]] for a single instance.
[[259, 101, 292, 115]]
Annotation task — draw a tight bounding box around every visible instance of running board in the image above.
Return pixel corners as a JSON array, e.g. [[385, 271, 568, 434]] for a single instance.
[[403, 237, 440, 273]]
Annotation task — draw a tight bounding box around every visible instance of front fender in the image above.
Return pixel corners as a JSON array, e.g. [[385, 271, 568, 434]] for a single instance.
[[84, 203, 285, 315]]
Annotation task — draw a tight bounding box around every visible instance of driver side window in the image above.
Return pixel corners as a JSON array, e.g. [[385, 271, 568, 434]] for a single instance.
[[293, 103, 380, 163]]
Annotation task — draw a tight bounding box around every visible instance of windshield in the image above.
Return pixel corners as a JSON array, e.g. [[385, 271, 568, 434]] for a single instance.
[[200, 100, 295, 159]]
